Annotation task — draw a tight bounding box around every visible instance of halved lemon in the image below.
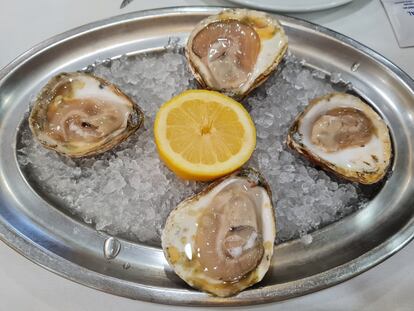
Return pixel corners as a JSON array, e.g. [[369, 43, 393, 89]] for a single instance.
[[154, 90, 256, 181]]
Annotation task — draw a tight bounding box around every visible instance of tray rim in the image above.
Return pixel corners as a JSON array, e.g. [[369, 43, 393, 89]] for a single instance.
[[1, 6, 414, 306]]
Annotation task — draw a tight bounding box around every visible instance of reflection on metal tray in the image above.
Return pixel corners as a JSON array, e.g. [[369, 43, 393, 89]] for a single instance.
[[0, 7, 413, 306]]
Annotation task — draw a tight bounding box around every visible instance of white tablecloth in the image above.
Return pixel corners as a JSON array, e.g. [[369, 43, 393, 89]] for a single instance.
[[1, 0, 413, 310]]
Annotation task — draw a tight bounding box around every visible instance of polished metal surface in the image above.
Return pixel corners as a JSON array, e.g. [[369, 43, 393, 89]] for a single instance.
[[0, 7, 414, 306]]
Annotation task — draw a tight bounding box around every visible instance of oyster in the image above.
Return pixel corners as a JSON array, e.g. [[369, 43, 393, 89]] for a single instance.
[[186, 9, 288, 99], [287, 93, 392, 184], [162, 168, 275, 297], [29, 72, 143, 157]]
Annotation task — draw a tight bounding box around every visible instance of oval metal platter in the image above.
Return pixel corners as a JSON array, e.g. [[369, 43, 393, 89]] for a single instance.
[[0, 7, 414, 306]]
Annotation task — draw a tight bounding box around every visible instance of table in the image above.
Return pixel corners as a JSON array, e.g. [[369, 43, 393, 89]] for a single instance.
[[1, 0, 413, 310]]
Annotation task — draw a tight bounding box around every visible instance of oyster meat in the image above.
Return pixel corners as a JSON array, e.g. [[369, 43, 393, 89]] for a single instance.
[[287, 93, 392, 184], [162, 168, 276, 297], [186, 9, 288, 99], [29, 72, 143, 157]]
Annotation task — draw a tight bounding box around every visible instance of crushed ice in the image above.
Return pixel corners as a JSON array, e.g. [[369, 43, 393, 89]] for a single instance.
[[17, 44, 376, 245]]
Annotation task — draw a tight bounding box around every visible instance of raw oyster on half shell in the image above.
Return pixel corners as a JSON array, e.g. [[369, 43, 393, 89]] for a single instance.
[[162, 168, 276, 297], [29, 72, 143, 157], [186, 9, 288, 99], [287, 93, 392, 184]]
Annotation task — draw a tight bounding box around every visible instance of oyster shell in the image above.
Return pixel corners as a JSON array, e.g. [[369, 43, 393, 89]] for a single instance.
[[186, 9, 288, 99], [29, 72, 143, 157], [162, 168, 276, 297], [287, 93, 392, 184]]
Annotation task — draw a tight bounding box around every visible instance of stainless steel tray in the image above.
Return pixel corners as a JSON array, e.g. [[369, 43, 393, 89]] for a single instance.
[[1, 7, 414, 306]]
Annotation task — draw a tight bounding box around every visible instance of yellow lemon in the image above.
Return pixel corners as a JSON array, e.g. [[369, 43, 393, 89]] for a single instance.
[[154, 90, 256, 181]]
